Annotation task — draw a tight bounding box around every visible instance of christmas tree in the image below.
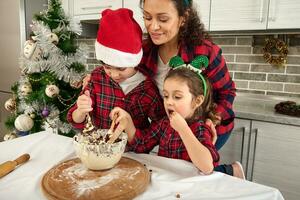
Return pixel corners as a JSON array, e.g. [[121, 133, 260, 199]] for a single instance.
[[3, 0, 88, 140]]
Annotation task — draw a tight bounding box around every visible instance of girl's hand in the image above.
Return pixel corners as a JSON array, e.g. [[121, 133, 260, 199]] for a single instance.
[[110, 107, 136, 141], [169, 111, 189, 134], [76, 90, 93, 115]]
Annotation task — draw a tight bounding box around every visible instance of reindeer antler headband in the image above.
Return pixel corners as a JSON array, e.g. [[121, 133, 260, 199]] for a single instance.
[[169, 55, 209, 97]]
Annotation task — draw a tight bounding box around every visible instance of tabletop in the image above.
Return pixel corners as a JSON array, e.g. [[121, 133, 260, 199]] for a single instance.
[[0, 131, 284, 200]]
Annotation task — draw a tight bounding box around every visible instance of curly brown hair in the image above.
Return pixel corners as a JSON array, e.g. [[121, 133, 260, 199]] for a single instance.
[[140, 0, 210, 49], [165, 68, 218, 123]]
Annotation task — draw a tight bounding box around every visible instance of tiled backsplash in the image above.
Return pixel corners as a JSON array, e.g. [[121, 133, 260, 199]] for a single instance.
[[79, 34, 300, 98]]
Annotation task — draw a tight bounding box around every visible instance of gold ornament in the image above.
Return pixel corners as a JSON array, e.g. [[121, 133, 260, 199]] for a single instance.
[[4, 98, 16, 112], [70, 79, 83, 89], [20, 82, 32, 96], [3, 132, 17, 141], [23, 40, 43, 61], [263, 38, 288, 66], [45, 84, 60, 98], [14, 114, 34, 131]]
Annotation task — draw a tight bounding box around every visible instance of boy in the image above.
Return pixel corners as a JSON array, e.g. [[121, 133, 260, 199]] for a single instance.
[[67, 8, 165, 130]]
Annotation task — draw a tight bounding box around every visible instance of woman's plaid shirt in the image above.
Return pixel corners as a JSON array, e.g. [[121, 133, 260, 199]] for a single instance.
[[67, 67, 166, 130]]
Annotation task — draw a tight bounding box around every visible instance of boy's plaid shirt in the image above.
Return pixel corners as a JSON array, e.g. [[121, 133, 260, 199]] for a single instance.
[[137, 39, 236, 136], [67, 67, 166, 130]]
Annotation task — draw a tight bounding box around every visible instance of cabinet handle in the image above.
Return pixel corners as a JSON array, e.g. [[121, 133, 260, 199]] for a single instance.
[[259, 0, 264, 22], [269, 0, 276, 21], [240, 127, 246, 164], [81, 5, 112, 10], [250, 128, 258, 181]]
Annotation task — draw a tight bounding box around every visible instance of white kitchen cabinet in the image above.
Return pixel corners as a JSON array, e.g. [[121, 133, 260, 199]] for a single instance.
[[71, 0, 123, 21], [218, 118, 250, 173], [250, 121, 300, 200], [221, 118, 300, 200], [194, 0, 211, 30], [267, 0, 300, 29], [210, 0, 269, 31], [123, 0, 145, 31]]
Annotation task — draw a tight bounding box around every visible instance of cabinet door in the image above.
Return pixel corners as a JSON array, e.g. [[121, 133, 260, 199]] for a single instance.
[[218, 118, 250, 173], [193, 0, 211, 30], [123, 0, 145, 31], [251, 121, 300, 200], [73, 0, 122, 20], [210, 0, 268, 31], [267, 0, 300, 29]]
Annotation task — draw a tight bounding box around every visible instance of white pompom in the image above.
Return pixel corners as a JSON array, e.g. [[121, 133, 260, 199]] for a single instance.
[[45, 85, 60, 98], [14, 114, 34, 131]]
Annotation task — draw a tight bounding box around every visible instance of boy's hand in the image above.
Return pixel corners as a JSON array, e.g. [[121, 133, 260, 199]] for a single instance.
[[76, 90, 93, 115]]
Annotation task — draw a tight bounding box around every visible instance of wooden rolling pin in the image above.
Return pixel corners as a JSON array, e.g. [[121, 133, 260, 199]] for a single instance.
[[0, 154, 30, 178]]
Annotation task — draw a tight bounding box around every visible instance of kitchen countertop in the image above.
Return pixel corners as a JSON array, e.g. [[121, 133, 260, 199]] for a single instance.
[[234, 93, 300, 126]]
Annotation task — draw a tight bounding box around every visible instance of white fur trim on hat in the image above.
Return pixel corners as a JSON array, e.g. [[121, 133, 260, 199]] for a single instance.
[[95, 41, 143, 68]]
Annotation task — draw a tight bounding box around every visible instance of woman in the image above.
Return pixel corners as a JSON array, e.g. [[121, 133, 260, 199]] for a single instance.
[[82, 1, 243, 178], [136, 0, 242, 178]]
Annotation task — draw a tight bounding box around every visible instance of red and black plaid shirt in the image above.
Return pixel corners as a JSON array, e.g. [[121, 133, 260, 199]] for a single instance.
[[137, 39, 236, 136], [67, 67, 166, 130], [128, 116, 220, 167]]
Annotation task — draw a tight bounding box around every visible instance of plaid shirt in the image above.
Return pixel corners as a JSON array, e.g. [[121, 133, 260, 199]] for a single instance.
[[128, 117, 220, 167], [137, 39, 236, 135], [67, 67, 165, 130]]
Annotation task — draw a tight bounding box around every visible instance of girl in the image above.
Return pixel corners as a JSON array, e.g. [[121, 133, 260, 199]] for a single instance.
[[111, 56, 220, 174]]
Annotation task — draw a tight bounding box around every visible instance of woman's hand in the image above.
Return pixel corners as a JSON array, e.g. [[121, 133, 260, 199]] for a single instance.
[[169, 111, 189, 134], [205, 119, 217, 145], [110, 107, 136, 141]]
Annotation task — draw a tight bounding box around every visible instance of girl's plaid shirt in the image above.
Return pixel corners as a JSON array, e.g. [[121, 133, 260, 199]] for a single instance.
[[128, 116, 220, 167]]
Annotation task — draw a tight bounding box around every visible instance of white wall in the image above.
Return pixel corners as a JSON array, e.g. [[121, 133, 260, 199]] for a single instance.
[[0, 0, 22, 140]]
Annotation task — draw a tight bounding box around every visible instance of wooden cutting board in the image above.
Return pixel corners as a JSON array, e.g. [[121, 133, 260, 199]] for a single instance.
[[41, 157, 150, 200]]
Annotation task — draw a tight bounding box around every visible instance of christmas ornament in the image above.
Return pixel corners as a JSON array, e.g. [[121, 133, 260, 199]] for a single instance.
[[20, 82, 32, 96], [3, 132, 17, 141], [70, 79, 82, 89], [14, 114, 34, 131], [23, 40, 43, 61], [47, 33, 59, 44], [263, 38, 288, 66], [42, 107, 50, 117], [45, 85, 59, 98], [4, 98, 16, 112]]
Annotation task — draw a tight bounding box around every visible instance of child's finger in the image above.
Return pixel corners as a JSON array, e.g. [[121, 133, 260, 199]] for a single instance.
[[84, 90, 90, 97]]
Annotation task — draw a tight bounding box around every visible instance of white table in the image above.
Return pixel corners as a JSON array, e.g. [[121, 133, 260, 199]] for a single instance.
[[0, 131, 284, 200]]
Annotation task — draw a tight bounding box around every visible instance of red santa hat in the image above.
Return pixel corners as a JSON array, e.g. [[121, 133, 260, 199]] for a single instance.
[[95, 8, 143, 68]]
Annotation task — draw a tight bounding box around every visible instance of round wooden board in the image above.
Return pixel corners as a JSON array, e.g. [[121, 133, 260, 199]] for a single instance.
[[41, 157, 150, 200]]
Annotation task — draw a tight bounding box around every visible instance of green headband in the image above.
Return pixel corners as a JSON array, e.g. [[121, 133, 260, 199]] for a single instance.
[[169, 55, 209, 97], [183, 0, 190, 6]]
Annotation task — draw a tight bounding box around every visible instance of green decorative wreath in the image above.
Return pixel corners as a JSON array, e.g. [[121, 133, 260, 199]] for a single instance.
[[263, 38, 288, 66]]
